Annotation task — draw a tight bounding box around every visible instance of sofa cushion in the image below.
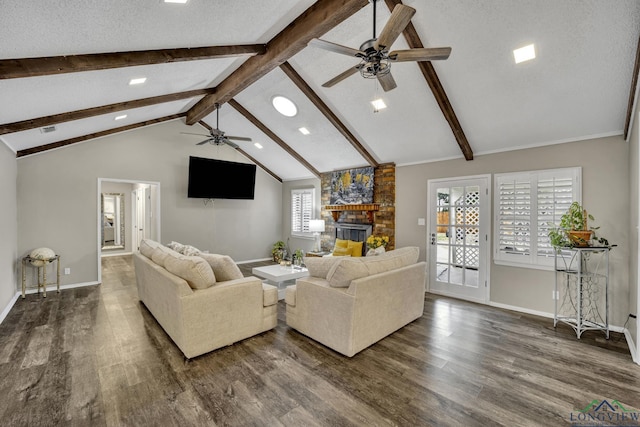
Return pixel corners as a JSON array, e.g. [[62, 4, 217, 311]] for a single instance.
[[347, 240, 363, 257], [150, 246, 181, 268], [262, 283, 278, 307], [198, 253, 243, 282], [164, 255, 216, 290], [326, 258, 369, 288], [303, 256, 343, 279], [139, 239, 160, 259], [362, 246, 420, 275]]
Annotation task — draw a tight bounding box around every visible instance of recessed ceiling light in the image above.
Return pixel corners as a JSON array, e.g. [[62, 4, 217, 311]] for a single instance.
[[371, 98, 387, 111], [299, 127, 310, 135], [129, 77, 147, 85], [114, 114, 127, 121], [513, 44, 536, 64], [164, 0, 188, 3], [254, 142, 263, 149], [272, 96, 297, 117]]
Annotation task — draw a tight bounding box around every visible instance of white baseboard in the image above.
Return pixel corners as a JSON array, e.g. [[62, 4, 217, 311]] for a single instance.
[[624, 329, 639, 364], [0, 292, 20, 325], [488, 301, 554, 319]]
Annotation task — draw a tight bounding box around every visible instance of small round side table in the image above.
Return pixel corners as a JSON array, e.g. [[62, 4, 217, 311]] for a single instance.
[[21, 255, 61, 298]]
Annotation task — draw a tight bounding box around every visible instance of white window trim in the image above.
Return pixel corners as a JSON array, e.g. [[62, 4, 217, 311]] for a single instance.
[[493, 167, 581, 271], [291, 188, 315, 238]]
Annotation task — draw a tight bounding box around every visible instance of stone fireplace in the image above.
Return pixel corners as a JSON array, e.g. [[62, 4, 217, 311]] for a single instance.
[[320, 163, 395, 251]]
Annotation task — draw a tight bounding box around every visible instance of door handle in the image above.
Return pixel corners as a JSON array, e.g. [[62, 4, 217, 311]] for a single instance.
[[431, 233, 436, 245]]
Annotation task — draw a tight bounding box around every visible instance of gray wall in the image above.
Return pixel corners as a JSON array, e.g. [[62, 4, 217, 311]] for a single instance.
[[0, 143, 17, 313], [17, 119, 282, 287], [629, 110, 639, 348], [281, 178, 322, 255], [397, 135, 630, 326]]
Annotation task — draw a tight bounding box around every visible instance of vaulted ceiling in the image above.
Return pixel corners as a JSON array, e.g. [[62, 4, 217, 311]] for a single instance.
[[1, 0, 639, 181]]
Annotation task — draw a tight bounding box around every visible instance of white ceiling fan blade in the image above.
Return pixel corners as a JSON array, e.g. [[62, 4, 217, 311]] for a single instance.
[[223, 139, 239, 149], [196, 139, 211, 145], [181, 132, 210, 137], [226, 135, 252, 142], [375, 4, 416, 50], [309, 38, 364, 57], [322, 65, 361, 88], [389, 47, 451, 62], [377, 72, 397, 92]]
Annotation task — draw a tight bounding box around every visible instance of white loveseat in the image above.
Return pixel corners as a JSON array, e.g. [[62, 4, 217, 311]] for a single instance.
[[285, 247, 426, 357], [134, 239, 278, 358]]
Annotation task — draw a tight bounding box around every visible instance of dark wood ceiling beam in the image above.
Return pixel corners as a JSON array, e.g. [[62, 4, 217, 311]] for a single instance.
[[186, 0, 369, 125], [0, 45, 266, 79], [279, 61, 379, 168], [197, 120, 282, 182], [16, 114, 184, 158], [624, 35, 640, 139], [384, 0, 473, 161], [228, 99, 321, 178], [1, 88, 214, 135]]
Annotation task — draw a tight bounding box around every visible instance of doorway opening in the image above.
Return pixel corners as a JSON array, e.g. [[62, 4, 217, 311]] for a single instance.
[[97, 178, 161, 284]]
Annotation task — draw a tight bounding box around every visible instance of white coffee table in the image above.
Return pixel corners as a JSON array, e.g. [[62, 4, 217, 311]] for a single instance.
[[252, 264, 309, 300]]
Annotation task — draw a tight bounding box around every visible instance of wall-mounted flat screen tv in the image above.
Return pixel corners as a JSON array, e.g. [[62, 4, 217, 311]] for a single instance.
[[188, 156, 256, 200]]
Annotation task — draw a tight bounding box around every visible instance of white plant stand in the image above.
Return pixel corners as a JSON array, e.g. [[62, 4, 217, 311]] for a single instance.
[[554, 247, 609, 339]]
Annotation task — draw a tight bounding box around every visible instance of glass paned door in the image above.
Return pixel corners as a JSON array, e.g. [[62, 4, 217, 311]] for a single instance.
[[429, 177, 489, 303]]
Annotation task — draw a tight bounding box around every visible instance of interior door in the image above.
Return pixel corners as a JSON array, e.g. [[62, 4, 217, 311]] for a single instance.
[[428, 176, 490, 303]]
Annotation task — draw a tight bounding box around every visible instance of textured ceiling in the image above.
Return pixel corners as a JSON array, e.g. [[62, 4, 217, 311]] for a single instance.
[[1, 0, 639, 181]]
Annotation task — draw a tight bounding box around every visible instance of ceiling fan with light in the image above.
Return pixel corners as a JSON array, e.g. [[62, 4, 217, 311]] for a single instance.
[[181, 103, 251, 149], [310, 0, 451, 92]]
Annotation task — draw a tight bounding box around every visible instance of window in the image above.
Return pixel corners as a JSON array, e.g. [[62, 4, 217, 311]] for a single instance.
[[494, 167, 581, 270], [291, 188, 315, 236]]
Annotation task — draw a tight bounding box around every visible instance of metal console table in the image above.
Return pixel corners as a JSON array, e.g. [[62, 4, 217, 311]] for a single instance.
[[554, 247, 609, 339]]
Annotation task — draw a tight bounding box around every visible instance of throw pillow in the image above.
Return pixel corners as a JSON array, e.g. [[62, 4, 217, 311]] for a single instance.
[[334, 238, 349, 249], [303, 256, 343, 279], [198, 253, 243, 282], [166, 241, 186, 254], [182, 245, 201, 256], [326, 258, 369, 288], [347, 240, 363, 257], [332, 247, 352, 257], [139, 239, 160, 259], [164, 255, 216, 290]]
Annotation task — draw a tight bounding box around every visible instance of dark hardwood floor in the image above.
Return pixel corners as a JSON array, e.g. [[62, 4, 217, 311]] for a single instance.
[[0, 254, 638, 426]]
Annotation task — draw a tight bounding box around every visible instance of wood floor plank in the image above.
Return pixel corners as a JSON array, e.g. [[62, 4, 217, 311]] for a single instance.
[[0, 255, 636, 426]]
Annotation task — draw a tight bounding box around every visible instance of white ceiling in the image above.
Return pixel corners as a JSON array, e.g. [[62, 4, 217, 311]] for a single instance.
[[1, 0, 639, 181]]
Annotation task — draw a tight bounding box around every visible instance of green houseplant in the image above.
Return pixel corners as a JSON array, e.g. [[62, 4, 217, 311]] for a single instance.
[[548, 201, 608, 249], [272, 241, 286, 263]]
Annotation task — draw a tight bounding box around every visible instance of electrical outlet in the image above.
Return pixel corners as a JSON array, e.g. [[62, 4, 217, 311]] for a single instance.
[[551, 291, 560, 300], [64, 268, 71, 275]]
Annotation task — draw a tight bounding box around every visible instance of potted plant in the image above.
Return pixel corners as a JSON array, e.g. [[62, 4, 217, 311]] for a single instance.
[[548, 202, 608, 249], [272, 241, 286, 263]]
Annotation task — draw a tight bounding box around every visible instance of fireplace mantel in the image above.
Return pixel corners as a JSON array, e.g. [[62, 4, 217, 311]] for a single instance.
[[324, 203, 380, 223]]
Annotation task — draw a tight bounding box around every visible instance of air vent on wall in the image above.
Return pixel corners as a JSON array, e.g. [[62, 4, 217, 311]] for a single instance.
[[40, 125, 56, 134]]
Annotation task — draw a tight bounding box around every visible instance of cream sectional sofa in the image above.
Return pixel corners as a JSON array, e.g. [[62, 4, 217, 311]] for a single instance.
[[285, 247, 426, 357], [134, 239, 278, 359]]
